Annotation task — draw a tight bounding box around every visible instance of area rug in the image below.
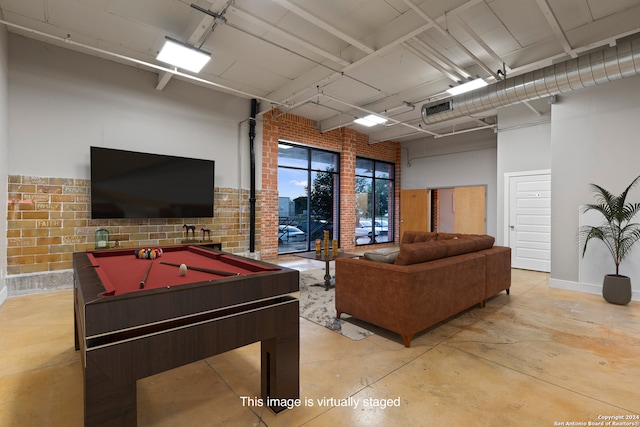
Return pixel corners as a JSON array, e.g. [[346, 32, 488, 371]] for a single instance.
[[298, 269, 374, 341]]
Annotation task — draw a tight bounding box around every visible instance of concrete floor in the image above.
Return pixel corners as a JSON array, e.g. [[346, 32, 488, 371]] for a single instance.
[[1, 264, 639, 426]]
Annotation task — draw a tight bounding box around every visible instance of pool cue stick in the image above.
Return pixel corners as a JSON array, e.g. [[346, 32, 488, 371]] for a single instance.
[[140, 261, 154, 288], [159, 261, 239, 276]]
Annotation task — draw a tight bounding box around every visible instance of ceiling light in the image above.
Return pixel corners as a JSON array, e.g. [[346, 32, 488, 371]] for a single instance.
[[353, 114, 388, 127], [446, 78, 488, 96], [157, 36, 211, 73]]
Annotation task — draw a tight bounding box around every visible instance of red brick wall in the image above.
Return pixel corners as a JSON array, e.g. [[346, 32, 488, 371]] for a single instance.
[[432, 189, 439, 232], [261, 109, 401, 260]]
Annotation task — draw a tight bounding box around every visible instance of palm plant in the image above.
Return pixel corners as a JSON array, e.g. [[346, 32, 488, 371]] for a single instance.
[[580, 175, 640, 276]]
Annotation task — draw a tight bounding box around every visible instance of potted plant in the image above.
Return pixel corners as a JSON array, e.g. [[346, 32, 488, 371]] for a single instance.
[[580, 175, 640, 305]]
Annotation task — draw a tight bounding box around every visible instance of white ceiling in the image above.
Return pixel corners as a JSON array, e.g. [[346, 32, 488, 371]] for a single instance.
[[1, 0, 639, 142]]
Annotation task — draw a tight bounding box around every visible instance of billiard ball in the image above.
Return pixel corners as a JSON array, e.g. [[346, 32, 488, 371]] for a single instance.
[[179, 264, 187, 276]]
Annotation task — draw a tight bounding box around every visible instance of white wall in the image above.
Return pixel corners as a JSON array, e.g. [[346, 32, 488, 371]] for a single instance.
[[401, 129, 498, 237], [496, 99, 552, 245], [8, 35, 254, 187], [550, 74, 640, 300], [0, 25, 8, 306]]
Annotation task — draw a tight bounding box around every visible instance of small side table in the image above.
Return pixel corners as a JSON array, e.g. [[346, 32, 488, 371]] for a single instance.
[[294, 251, 359, 290]]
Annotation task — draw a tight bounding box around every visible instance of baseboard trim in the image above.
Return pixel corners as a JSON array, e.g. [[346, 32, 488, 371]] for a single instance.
[[549, 278, 640, 302], [7, 270, 73, 296]]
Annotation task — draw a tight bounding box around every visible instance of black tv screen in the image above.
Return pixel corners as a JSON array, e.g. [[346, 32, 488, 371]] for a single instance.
[[90, 147, 214, 219]]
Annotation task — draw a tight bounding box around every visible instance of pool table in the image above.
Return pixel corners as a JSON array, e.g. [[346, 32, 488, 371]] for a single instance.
[[73, 245, 299, 426]]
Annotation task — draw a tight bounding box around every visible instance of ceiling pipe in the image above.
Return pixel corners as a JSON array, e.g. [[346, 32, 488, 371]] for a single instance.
[[319, 92, 439, 136], [433, 124, 496, 139], [422, 34, 640, 125]]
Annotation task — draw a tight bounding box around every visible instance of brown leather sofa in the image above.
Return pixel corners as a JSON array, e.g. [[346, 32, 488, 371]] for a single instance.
[[335, 232, 511, 347]]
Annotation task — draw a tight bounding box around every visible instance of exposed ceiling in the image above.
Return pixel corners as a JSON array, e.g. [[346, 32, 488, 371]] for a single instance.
[[1, 0, 639, 142]]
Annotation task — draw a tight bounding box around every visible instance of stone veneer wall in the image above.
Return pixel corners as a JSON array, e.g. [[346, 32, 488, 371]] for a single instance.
[[260, 109, 401, 260], [6, 175, 258, 294]]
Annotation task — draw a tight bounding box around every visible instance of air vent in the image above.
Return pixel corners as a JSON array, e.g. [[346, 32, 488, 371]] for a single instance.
[[422, 100, 452, 117]]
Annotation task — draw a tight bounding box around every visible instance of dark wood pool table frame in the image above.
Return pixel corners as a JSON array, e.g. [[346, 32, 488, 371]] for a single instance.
[[73, 246, 299, 426]]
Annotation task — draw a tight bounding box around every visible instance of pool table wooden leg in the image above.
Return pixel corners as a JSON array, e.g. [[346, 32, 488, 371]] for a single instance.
[[261, 301, 300, 413], [84, 357, 137, 426]]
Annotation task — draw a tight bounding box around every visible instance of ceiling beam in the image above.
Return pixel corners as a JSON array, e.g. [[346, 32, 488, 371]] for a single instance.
[[454, 15, 511, 75], [401, 0, 499, 80], [228, 5, 350, 67], [262, 12, 437, 111], [535, 0, 577, 58], [262, 0, 486, 109], [156, 70, 174, 91], [403, 42, 464, 82], [406, 38, 470, 81], [269, 0, 374, 54]]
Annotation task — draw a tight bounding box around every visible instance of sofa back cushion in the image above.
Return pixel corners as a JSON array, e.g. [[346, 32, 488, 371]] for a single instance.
[[394, 240, 448, 265], [401, 231, 437, 244], [437, 233, 463, 240], [442, 238, 477, 257], [466, 234, 495, 251], [394, 235, 496, 265]]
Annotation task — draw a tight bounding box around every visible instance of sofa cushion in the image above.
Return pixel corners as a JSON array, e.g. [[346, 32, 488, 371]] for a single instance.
[[437, 233, 463, 240], [442, 238, 478, 257], [466, 234, 495, 251], [401, 231, 437, 244], [363, 247, 401, 264], [394, 240, 448, 265]]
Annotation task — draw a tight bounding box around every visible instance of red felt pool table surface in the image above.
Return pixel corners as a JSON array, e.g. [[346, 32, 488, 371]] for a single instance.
[[87, 245, 280, 296]]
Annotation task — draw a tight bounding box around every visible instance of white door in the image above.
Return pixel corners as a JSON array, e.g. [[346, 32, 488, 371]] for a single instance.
[[508, 173, 551, 272]]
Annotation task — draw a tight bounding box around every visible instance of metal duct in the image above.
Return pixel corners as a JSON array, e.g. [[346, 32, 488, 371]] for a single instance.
[[422, 35, 640, 125]]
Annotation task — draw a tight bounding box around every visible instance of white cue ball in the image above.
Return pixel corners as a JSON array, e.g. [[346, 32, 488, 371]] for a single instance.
[[179, 263, 187, 276]]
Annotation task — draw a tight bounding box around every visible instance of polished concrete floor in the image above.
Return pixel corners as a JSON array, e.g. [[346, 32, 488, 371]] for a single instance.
[[1, 263, 639, 426]]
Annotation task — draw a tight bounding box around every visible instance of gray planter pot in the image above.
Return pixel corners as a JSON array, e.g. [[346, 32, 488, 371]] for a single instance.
[[602, 274, 632, 305]]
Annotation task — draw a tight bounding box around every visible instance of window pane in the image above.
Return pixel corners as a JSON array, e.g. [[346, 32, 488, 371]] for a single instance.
[[303, 170, 337, 242], [375, 162, 393, 179], [355, 158, 374, 177], [278, 144, 340, 254], [311, 150, 338, 172], [278, 144, 308, 168], [356, 157, 394, 246], [356, 176, 374, 245], [373, 179, 392, 243], [278, 168, 308, 253]]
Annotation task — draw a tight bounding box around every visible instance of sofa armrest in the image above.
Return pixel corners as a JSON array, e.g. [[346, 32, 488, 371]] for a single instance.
[[481, 246, 511, 298]]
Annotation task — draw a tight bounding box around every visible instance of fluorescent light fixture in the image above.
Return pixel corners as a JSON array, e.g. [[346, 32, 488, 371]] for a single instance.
[[446, 78, 488, 96], [353, 114, 388, 127], [157, 36, 211, 73]]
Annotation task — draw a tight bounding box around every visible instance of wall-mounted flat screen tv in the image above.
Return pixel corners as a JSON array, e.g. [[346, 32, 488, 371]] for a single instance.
[[90, 147, 214, 219]]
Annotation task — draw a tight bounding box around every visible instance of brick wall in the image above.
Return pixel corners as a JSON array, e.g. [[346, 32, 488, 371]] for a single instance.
[[261, 109, 401, 259], [432, 189, 439, 232], [6, 175, 257, 275]]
